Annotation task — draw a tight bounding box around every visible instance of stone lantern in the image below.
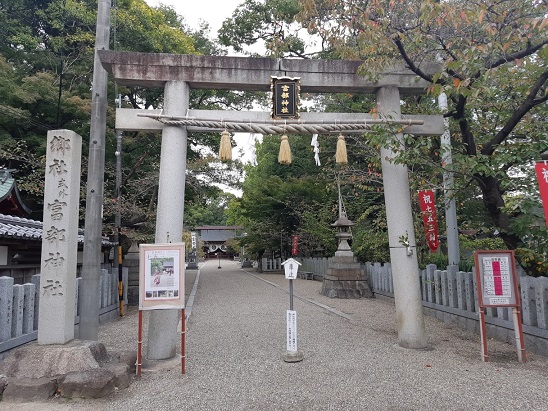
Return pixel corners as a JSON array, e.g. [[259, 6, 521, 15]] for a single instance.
[[320, 211, 373, 299], [332, 212, 354, 257]]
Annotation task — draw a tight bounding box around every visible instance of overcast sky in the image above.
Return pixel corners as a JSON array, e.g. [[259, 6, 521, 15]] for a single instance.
[[144, 0, 244, 34], [142, 0, 263, 171]]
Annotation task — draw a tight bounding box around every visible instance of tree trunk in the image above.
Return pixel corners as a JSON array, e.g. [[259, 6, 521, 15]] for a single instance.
[[473, 173, 543, 275], [474, 173, 520, 250]]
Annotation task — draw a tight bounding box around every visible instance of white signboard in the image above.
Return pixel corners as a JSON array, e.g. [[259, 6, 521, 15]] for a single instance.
[[191, 231, 197, 250], [287, 310, 298, 352], [475, 251, 517, 307], [473, 250, 525, 363], [282, 258, 301, 280], [482, 256, 512, 305]]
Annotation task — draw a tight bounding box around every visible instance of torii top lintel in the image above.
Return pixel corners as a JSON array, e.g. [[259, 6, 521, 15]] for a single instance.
[[98, 51, 438, 94]]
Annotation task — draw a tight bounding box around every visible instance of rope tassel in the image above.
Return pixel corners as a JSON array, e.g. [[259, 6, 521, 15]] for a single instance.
[[219, 129, 232, 161], [335, 134, 348, 164], [278, 134, 292, 164]]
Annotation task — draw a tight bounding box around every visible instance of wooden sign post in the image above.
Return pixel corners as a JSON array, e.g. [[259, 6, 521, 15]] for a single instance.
[[474, 250, 526, 363]]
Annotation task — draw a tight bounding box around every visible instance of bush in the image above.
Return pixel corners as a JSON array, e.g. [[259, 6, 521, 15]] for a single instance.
[[419, 235, 506, 271]]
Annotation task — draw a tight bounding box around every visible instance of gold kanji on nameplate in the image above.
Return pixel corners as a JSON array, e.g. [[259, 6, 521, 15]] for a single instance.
[[271, 76, 300, 120]]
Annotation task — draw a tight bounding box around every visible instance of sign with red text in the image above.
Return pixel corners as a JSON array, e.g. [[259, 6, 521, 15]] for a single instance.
[[291, 235, 299, 256], [474, 250, 525, 363], [535, 162, 548, 228], [418, 190, 440, 252], [474, 250, 518, 307]]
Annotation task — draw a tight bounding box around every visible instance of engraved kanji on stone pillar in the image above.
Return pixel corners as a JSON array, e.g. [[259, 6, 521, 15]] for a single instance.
[[38, 130, 82, 345]]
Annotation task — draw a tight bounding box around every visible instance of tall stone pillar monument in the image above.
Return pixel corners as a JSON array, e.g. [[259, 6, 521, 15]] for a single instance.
[[147, 80, 189, 360], [38, 130, 82, 344], [377, 87, 427, 349]]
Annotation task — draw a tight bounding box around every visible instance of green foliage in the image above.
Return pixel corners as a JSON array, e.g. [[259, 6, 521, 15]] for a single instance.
[[184, 192, 235, 228], [224, 238, 241, 255], [219, 0, 311, 57], [0, 0, 251, 242], [115, 0, 195, 54], [296, 203, 338, 256], [419, 235, 506, 271], [229, 134, 340, 257], [295, 0, 548, 275]]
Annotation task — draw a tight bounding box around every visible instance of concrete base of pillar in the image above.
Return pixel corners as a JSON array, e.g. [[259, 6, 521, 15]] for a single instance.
[[320, 256, 373, 299], [283, 350, 303, 363]]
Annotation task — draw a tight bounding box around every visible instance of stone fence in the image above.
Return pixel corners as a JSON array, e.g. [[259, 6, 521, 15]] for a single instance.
[[0, 268, 128, 354], [366, 262, 548, 356]]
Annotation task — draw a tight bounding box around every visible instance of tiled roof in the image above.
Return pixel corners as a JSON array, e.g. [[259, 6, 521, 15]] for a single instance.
[[0, 171, 32, 216], [0, 213, 115, 246], [200, 229, 238, 242], [0, 175, 15, 201], [195, 225, 243, 231]]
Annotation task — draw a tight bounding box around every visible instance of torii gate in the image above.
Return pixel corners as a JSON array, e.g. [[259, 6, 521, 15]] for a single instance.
[[99, 51, 444, 360]]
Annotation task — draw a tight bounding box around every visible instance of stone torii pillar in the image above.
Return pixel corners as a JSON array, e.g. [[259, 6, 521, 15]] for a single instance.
[[377, 87, 428, 349], [147, 81, 189, 360]]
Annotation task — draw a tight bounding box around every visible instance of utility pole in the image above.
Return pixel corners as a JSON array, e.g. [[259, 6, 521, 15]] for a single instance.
[[79, 0, 111, 341], [439, 93, 460, 266], [115, 94, 124, 316]]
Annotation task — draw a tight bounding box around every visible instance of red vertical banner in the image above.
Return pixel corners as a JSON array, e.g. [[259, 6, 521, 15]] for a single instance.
[[535, 162, 548, 228], [418, 190, 440, 252], [291, 235, 299, 256]]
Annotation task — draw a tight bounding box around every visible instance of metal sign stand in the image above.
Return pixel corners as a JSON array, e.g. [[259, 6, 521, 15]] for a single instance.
[[137, 308, 186, 377], [474, 250, 526, 363], [136, 243, 187, 377], [281, 258, 304, 363]]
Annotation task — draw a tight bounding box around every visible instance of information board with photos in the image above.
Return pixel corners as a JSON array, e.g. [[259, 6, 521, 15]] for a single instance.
[[139, 243, 185, 310]]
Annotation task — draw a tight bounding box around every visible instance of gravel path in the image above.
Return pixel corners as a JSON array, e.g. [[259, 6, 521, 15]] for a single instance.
[[5, 259, 548, 410]]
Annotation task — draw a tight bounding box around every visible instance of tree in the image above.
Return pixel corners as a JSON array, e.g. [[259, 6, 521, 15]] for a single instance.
[[297, 0, 548, 274], [227, 134, 342, 257], [219, 0, 313, 57], [0, 0, 250, 243]]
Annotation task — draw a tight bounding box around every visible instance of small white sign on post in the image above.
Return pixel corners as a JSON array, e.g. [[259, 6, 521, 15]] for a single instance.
[[281, 257, 303, 362], [287, 309, 297, 352], [282, 257, 301, 280]]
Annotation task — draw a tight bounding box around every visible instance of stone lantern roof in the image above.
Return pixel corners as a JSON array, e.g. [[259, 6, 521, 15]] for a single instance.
[[331, 213, 355, 228]]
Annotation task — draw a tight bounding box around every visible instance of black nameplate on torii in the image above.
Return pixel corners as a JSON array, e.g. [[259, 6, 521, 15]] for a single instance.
[[271, 76, 300, 120]]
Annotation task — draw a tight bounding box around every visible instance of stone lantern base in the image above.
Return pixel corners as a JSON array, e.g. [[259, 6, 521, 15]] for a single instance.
[[321, 256, 373, 299]]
